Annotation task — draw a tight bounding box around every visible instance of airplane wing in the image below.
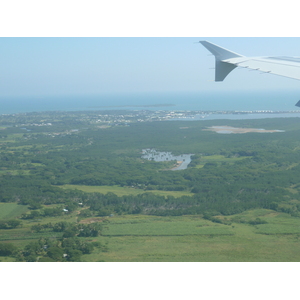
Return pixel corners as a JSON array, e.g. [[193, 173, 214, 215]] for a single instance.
[[200, 40, 300, 82], [200, 40, 300, 107]]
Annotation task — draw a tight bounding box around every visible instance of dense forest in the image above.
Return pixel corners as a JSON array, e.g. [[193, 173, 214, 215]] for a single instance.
[[1, 110, 300, 261]]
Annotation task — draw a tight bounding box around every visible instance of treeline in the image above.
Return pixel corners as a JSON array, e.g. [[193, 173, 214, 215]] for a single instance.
[[0, 220, 107, 262], [0, 219, 22, 229], [0, 237, 105, 262], [30, 221, 104, 238], [62, 187, 297, 218], [2, 158, 300, 219], [0, 176, 86, 205]]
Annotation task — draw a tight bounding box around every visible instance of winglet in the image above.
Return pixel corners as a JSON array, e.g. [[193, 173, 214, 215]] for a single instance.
[[200, 41, 242, 60], [200, 41, 243, 81]]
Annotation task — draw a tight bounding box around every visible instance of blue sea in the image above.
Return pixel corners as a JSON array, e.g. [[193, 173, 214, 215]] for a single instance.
[[1, 90, 300, 117]]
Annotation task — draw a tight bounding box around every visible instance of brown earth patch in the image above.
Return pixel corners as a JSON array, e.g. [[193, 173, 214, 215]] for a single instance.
[[203, 126, 285, 134], [171, 161, 183, 170], [79, 217, 104, 224]]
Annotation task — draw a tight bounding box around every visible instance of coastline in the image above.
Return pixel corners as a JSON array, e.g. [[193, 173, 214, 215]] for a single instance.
[[2, 90, 300, 115]]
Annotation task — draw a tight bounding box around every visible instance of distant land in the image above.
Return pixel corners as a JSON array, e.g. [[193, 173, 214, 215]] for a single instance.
[[88, 104, 176, 108], [2, 90, 300, 114]]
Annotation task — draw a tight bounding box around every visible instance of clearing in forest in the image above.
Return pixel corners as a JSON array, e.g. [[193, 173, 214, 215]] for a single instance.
[[203, 126, 285, 134]]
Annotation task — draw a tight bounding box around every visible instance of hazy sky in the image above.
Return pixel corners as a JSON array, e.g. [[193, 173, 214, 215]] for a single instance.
[[1, 37, 300, 98]]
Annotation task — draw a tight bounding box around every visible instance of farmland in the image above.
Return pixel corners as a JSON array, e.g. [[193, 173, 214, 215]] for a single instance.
[[1, 110, 300, 261]]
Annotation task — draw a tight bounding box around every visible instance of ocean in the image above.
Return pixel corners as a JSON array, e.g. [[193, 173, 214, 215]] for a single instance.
[[1, 90, 300, 116]]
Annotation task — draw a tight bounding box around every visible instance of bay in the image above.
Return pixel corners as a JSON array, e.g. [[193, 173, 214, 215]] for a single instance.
[[1, 90, 300, 115]]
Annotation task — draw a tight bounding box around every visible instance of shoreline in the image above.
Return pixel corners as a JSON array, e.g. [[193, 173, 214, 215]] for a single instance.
[[171, 161, 183, 170]]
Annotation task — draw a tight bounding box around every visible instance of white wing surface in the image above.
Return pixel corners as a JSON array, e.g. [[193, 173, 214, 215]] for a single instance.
[[200, 41, 300, 82]]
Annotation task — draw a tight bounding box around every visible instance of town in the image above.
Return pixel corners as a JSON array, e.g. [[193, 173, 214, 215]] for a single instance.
[[1, 108, 300, 129]]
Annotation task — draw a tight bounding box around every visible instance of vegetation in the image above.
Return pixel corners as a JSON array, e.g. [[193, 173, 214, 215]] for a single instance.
[[1, 110, 300, 261]]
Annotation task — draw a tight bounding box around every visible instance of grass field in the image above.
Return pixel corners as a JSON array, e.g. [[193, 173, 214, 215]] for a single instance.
[[80, 211, 300, 262], [103, 216, 234, 236], [0, 203, 28, 220], [1, 133, 24, 143], [0, 207, 79, 247], [1, 205, 300, 261], [195, 154, 250, 168], [255, 214, 300, 234], [59, 184, 193, 197]]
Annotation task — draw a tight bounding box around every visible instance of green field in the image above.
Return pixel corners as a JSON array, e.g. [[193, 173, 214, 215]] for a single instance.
[[79, 211, 300, 262], [0, 203, 28, 220], [1, 204, 300, 261], [103, 216, 233, 236], [255, 214, 300, 234], [59, 184, 193, 197], [195, 154, 250, 168], [0, 204, 78, 246]]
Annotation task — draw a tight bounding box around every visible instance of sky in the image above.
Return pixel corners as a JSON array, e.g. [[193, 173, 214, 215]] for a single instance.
[[1, 1, 300, 100], [1, 37, 300, 99]]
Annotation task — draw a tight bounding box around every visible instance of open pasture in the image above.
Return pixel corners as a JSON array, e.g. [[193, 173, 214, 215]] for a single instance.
[[195, 154, 250, 168], [103, 215, 233, 236], [60, 184, 193, 197], [81, 211, 300, 262], [0, 203, 28, 220]]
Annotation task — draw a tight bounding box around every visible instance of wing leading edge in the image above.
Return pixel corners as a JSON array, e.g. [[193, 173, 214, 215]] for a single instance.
[[200, 40, 300, 82]]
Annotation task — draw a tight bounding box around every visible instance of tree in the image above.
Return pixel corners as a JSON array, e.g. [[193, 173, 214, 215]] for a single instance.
[[0, 219, 22, 229], [0, 243, 17, 256], [38, 256, 55, 262], [65, 249, 82, 262], [77, 223, 102, 237], [31, 223, 43, 233], [23, 241, 43, 256], [53, 221, 70, 232], [62, 228, 77, 238], [47, 246, 64, 261]]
